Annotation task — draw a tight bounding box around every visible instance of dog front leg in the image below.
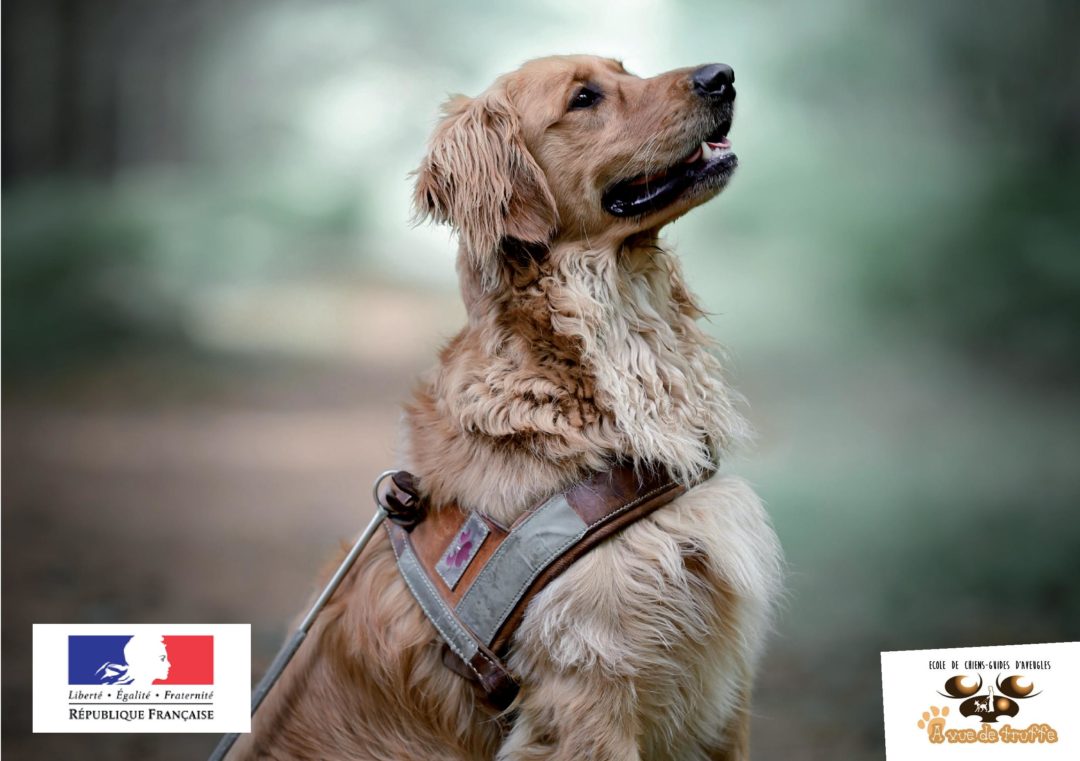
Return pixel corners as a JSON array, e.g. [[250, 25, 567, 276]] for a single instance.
[[496, 673, 641, 761]]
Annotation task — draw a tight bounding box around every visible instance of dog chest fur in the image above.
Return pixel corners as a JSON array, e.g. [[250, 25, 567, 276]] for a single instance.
[[505, 475, 782, 760]]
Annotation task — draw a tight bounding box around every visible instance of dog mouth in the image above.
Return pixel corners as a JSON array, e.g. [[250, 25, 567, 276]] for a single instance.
[[601, 121, 737, 218]]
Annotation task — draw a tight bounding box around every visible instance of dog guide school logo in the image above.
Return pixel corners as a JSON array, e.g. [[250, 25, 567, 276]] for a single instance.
[[917, 670, 1059, 745]]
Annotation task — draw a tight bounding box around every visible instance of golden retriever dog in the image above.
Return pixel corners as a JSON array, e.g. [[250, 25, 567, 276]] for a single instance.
[[231, 55, 782, 761]]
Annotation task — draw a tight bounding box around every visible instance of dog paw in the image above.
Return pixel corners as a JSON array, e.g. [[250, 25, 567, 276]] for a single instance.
[[917, 705, 949, 743]]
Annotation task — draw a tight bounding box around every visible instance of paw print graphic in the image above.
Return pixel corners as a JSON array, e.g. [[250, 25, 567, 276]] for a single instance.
[[447, 530, 474, 568], [917, 705, 949, 743]]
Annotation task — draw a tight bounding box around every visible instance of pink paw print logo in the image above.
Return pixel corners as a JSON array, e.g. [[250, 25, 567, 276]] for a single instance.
[[917, 705, 949, 743], [435, 514, 489, 589], [446, 529, 475, 568]]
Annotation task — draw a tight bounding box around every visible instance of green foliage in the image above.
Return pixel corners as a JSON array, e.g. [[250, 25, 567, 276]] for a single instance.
[[2, 170, 367, 376], [862, 0, 1080, 380], [878, 160, 1080, 380], [2, 186, 186, 374]]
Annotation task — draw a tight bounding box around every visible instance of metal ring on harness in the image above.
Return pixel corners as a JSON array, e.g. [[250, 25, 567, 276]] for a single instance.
[[371, 469, 401, 510], [375, 469, 426, 529]]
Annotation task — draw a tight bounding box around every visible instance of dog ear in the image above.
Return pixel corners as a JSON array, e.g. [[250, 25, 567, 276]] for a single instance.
[[412, 91, 558, 289]]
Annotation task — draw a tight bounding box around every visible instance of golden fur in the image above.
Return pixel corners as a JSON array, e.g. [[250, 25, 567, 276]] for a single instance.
[[232, 55, 782, 760]]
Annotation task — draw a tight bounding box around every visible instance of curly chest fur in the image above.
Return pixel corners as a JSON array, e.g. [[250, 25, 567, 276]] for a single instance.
[[403, 240, 748, 525]]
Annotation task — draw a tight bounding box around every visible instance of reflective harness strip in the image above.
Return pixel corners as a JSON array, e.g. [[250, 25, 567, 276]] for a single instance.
[[457, 493, 583, 645]]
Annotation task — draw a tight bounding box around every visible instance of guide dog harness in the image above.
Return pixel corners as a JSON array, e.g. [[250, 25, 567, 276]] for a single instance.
[[381, 464, 701, 710]]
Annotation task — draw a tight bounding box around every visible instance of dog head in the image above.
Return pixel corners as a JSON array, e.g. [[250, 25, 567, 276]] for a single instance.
[[413, 55, 738, 287]]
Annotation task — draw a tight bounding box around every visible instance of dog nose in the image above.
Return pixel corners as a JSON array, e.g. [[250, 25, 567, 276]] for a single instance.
[[692, 64, 735, 102]]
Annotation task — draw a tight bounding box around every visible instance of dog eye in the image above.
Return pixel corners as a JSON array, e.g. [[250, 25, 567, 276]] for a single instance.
[[569, 86, 602, 110]]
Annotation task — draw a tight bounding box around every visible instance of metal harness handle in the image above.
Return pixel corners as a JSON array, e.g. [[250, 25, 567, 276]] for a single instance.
[[207, 470, 414, 761]]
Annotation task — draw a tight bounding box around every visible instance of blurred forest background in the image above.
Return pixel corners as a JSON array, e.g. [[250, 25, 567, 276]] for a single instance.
[[3, 0, 1079, 759]]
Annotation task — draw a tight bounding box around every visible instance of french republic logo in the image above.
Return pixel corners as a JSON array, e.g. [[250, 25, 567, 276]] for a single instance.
[[33, 624, 250, 733], [68, 635, 213, 686], [882, 642, 1079, 759]]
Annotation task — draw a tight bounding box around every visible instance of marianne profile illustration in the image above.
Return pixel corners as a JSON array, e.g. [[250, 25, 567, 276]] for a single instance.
[[94, 634, 172, 686]]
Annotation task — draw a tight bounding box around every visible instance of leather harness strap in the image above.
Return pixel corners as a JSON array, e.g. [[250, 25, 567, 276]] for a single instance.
[[385, 464, 698, 710]]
